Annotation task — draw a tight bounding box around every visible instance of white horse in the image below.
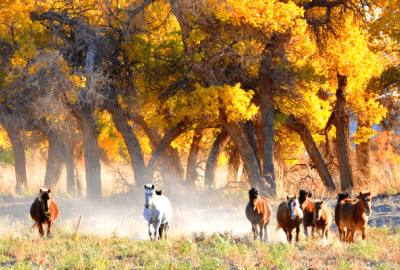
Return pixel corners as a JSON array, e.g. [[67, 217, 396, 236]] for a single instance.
[[143, 184, 173, 241]]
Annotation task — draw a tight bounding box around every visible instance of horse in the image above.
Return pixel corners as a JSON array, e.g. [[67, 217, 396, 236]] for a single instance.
[[313, 200, 332, 242], [277, 195, 303, 244], [334, 192, 354, 241], [298, 189, 314, 238], [30, 188, 59, 237], [338, 191, 372, 243], [245, 187, 272, 242], [143, 184, 173, 241]]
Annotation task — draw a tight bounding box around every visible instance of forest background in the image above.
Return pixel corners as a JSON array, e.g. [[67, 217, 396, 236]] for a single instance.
[[1, 0, 400, 200]]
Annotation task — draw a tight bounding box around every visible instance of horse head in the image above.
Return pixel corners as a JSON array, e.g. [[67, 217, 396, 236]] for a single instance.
[[38, 188, 52, 215], [314, 200, 326, 221], [287, 195, 302, 220], [249, 187, 259, 211], [299, 189, 312, 210], [360, 191, 372, 216], [144, 184, 155, 209]]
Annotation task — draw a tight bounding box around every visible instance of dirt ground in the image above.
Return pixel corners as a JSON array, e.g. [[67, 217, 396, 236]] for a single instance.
[[0, 191, 399, 241]]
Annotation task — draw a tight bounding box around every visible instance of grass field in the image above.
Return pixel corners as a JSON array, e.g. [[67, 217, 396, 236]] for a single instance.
[[0, 225, 399, 269]]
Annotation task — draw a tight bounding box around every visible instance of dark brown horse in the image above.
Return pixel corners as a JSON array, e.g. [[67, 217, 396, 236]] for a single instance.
[[245, 187, 272, 242], [298, 189, 314, 238], [334, 192, 354, 241], [277, 195, 303, 244], [338, 191, 372, 243], [30, 188, 59, 237], [313, 200, 332, 241]]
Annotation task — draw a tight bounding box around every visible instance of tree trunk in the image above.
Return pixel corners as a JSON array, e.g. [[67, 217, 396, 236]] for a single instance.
[[239, 120, 261, 171], [129, 113, 185, 179], [78, 108, 102, 200], [356, 120, 371, 178], [146, 123, 186, 178], [259, 77, 277, 196], [65, 132, 76, 196], [5, 126, 27, 192], [44, 134, 65, 189], [335, 74, 355, 191], [220, 114, 274, 198], [205, 128, 229, 187], [227, 143, 241, 182], [185, 129, 204, 185], [284, 114, 336, 191], [106, 97, 148, 187], [324, 111, 336, 165]]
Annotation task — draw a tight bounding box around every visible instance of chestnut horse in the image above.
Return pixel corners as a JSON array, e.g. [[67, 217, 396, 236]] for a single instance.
[[245, 187, 272, 242], [334, 192, 354, 241], [338, 191, 372, 243], [313, 200, 332, 242], [277, 195, 303, 244], [30, 188, 59, 237], [298, 189, 314, 238]]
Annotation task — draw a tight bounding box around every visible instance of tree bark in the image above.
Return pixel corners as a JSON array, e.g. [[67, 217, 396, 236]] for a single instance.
[[186, 129, 203, 185], [77, 108, 102, 200], [335, 74, 355, 191], [284, 114, 336, 190], [227, 143, 242, 182], [106, 97, 148, 187], [5, 126, 27, 192], [220, 113, 274, 198], [356, 119, 371, 178], [65, 132, 76, 196], [205, 128, 229, 187], [324, 111, 336, 165], [239, 120, 261, 172], [259, 77, 277, 196], [129, 113, 185, 179], [44, 133, 65, 189], [146, 123, 186, 178]]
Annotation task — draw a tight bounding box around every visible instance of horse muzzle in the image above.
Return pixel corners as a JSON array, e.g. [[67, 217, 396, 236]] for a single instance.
[[365, 209, 371, 216]]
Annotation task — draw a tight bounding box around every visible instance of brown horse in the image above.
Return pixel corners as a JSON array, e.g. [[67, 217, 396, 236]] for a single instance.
[[313, 200, 332, 241], [298, 189, 314, 238], [30, 188, 59, 237], [338, 191, 372, 243], [245, 187, 272, 242], [277, 195, 303, 244], [334, 192, 354, 241]]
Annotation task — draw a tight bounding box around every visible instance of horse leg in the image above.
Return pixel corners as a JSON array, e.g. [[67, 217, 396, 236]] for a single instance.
[[263, 223, 268, 243], [295, 225, 300, 245], [362, 228, 367, 241], [158, 224, 164, 240], [164, 222, 169, 241], [258, 223, 264, 242], [154, 220, 161, 241], [251, 223, 258, 240], [147, 220, 152, 241], [287, 229, 293, 244], [47, 222, 54, 238], [38, 223, 45, 237], [303, 223, 308, 239]]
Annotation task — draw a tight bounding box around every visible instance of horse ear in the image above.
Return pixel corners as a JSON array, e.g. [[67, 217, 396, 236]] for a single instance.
[[151, 185, 155, 190], [144, 185, 147, 189], [359, 191, 363, 198], [306, 192, 309, 198], [294, 194, 297, 199], [39, 188, 43, 193], [309, 192, 312, 198], [48, 188, 51, 194], [287, 195, 290, 200]]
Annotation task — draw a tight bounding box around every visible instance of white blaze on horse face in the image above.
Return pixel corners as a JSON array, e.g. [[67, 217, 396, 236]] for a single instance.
[[145, 188, 154, 209], [290, 200, 296, 220]]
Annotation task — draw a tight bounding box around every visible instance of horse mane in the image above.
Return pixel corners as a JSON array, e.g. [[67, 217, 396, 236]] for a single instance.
[[337, 192, 351, 204], [299, 189, 312, 198], [249, 187, 259, 200]]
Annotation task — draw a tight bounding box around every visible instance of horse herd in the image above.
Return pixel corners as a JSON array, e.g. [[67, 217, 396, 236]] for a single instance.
[[29, 185, 372, 245]]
